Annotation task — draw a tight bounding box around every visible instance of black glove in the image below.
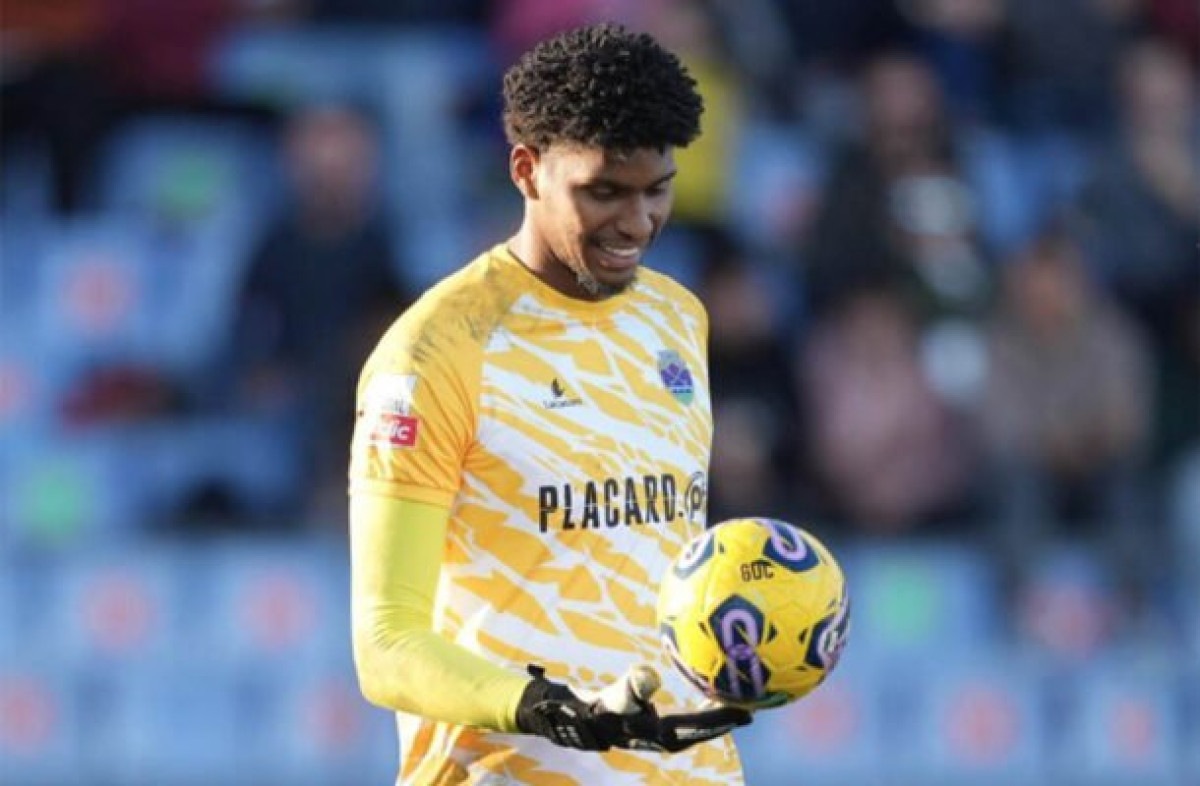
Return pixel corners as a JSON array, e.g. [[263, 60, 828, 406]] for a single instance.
[[617, 700, 753, 754], [514, 665, 752, 754], [514, 665, 626, 750]]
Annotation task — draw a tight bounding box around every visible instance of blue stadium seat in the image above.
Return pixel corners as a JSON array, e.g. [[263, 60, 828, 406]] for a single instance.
[[1186, 661, 1200, 785], [94, 116, 279, 374], [0, 655, 85, 786], [837, 541, 1003, 665], [0, 432, 150, 549], [241, 660, 395, 786], [38, 546, 194, 668], [0, 316, 71, 440], [34, 215, 163, 369], [1012, 545, 1131, 662], [1056, 659, 1187, 786], [90, 663, 242, 786], [738, 642, 887, 786], [727, 121, 827, 258], [95, 114, 278, 233], [209, 26, 389, 109], [0, 212, 47, 321], [198, 539, 350, 671], [894, 654, 1050, 786], [960, 128, 1043, 258]]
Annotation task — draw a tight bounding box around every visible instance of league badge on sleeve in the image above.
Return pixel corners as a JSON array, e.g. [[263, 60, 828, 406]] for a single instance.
[[365, 373, 421, 449], [657, 349, 694, 405]]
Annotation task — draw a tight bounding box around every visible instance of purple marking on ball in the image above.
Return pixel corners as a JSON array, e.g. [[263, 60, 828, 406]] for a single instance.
[[719, 607, 766, 698]]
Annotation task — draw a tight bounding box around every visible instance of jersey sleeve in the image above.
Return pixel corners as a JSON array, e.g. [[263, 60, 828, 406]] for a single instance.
[[348, 312, 482, 507], [350, 494, 530, 731]]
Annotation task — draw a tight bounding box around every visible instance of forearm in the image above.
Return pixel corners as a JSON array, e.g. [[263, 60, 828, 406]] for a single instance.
[[350, 493, 530, 731]]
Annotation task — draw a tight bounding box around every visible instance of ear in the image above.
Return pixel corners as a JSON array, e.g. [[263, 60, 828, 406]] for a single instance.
[[510, 144, 540, 200]]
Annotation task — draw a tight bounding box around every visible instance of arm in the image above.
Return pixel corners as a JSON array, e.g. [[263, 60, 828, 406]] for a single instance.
[[349, 492, 530, 731], [349, 492, 752, 749]]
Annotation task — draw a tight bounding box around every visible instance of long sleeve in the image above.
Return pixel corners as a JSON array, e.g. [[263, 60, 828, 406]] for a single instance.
[[349, 493, 531, 731]]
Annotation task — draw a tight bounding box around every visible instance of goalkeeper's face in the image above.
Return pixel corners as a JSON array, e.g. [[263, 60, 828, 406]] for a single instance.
[[515, 142, 676, 300]]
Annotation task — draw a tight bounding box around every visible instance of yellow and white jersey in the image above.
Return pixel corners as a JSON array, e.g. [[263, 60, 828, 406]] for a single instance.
[[349, 245, 742, 785]]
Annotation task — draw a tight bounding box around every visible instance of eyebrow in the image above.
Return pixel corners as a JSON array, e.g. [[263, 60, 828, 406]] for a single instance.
[[589, 170, 678, 189]]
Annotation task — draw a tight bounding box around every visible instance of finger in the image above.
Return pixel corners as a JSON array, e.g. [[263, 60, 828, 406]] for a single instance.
[[590, 664, 661, 714]]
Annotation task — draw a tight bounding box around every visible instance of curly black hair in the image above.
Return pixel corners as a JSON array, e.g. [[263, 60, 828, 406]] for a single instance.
[[502, 23, 704, 151]]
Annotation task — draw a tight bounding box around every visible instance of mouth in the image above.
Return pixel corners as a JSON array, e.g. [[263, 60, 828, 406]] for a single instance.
[[593, 242, 644, 272]]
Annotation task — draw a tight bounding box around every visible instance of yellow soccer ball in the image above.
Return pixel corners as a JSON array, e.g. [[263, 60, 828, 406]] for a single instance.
[[657, 518, 850, 709]]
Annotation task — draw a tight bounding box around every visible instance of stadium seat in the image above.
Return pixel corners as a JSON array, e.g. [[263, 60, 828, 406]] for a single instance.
[[1013, 545, 1126, 661], [38, 545, 194, 668], [34, 215, 162, 369], [95, 114, 278, 232], [242, 660, 396, 786], [93, 116, 279, 374], [208, 26, 388, 110], [198, 539, 350, 671], [0, 656, 85, 786], [1186, 661, 1200, 785], [895, 654, 1050, 786], [1056, 659, 1187, 786], [90, 663, 242, 786], [0, 432, 150, 549], [0, 212, 47, 320], [837, 541, 1003, 665], [727, 121, 827, 258], [738, 642, 887, 786]]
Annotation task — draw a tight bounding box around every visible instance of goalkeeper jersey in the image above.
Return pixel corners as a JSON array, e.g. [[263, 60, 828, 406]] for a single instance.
[[349, 244, 743, 785]]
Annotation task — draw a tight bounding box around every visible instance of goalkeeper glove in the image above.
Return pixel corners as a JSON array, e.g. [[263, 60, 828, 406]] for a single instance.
[[514, 664, 752, 754]]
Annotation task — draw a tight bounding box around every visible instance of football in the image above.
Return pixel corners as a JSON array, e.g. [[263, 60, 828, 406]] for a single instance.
[[656, 517, 850, 710]]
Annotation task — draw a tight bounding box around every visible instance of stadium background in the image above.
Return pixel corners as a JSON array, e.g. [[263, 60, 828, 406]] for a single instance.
[[1, 1, 1197, 784]]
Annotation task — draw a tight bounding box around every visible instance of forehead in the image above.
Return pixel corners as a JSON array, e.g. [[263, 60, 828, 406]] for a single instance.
[[542, 143, 675, 181]]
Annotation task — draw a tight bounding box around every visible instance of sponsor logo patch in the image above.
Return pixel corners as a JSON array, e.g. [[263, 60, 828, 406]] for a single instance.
[[371, 412, 420, 448], [364, 373, 420, 449]]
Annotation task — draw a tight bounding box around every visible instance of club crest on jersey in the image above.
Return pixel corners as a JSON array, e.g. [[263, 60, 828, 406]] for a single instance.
[[365, 373, 420, 448], [657, 349, 694, 405]]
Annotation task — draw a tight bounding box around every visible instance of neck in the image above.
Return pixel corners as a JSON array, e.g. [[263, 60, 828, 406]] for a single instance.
[[508, 222, 610, 302]]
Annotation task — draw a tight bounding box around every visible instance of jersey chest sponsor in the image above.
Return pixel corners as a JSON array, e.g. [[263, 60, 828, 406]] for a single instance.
[[537, 471, 707, 533]]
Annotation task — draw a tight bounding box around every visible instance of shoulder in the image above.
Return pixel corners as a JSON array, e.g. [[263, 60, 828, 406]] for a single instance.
[[635, 267, 709, 332], [366, 247, 523, 374]]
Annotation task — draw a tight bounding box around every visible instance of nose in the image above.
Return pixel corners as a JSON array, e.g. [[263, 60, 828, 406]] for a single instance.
[[615, 195, 656, 241]]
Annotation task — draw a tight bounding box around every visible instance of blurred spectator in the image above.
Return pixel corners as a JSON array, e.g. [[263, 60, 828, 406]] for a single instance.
[[998, 0, 1143, 133], [798, 285, 974, 533], [1074, 38, 1199, 466], [979, 226, 1153, 590], [1145, 0, 1200, 65], [772, 0, 911, 73], [0, 0, 114, 212], [639, 1, 754, 240], [229, 103, 408, 524], [697, 231, 800, 522], [804, 51, 994, 326], [644, 1, 746, 232], [899, 0, 1006, 124]]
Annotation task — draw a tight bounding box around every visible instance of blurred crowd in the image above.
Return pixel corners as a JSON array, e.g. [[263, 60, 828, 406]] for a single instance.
[[2, 0, 1198, 639]]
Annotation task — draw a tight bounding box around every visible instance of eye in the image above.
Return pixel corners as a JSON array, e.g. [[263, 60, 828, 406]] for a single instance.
[[587, 185, 619, 201]]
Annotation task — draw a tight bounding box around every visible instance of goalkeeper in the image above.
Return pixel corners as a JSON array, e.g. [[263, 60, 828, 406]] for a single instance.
[[348, 23, 752, 785]]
